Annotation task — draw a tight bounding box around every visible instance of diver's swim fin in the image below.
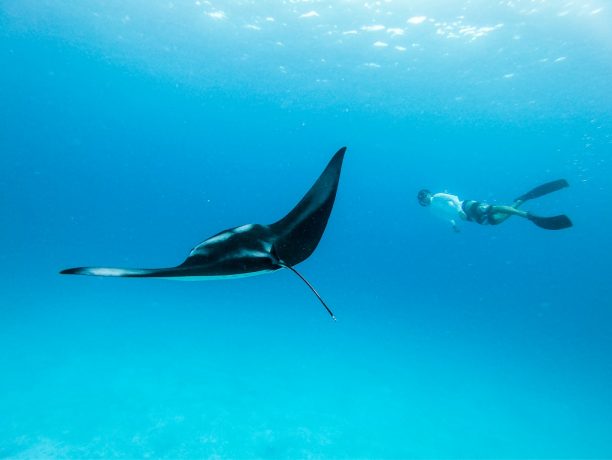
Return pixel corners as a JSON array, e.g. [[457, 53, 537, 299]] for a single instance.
[[515, 179, 569, 203], [527, 213, 573, 230]]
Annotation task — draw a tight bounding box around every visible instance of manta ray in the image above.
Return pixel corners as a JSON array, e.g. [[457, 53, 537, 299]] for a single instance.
[[61, 147, 347, 319]]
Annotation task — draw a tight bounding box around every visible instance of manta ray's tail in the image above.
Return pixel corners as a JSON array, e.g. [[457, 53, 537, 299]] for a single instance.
[[284, 265, 336, 320], [60, 267, 164, 277]]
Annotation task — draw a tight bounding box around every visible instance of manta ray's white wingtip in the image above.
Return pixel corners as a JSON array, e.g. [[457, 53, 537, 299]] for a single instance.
[[60, 267, 158, 277]]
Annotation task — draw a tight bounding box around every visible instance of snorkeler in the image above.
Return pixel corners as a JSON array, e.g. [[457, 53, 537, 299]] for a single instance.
[[417, 179, 573, 231]]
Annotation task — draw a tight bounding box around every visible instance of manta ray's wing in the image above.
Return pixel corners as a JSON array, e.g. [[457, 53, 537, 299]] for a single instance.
[[269, 147, 346, 266], [60, 147, 347, 289]]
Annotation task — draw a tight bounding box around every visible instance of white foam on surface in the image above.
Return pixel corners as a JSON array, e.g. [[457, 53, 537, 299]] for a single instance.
[[387, 28, 405, 36], [435, 21, 503, 41], [300, 11, 319, 19], [407, 16, 427, 25], [206, 11, 226, 20], [361, 25, 385, 32]]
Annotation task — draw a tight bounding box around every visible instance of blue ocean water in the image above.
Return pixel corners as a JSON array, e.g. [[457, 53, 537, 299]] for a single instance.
[[1, 0, 611, 458]]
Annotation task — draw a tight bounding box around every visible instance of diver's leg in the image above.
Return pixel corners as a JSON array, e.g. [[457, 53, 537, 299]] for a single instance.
[[489, 205, 572, 229], [488, 205, 528, 225]]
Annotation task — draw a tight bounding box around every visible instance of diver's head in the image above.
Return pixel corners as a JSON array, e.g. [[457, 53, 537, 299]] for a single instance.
[[417, 189, 432, 206]]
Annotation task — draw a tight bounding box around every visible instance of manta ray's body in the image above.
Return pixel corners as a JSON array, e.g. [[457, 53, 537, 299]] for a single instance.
[[61, 147, 347, 319]]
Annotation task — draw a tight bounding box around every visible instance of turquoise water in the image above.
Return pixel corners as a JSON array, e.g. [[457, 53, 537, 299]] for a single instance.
[[1, 1, 611, 458]]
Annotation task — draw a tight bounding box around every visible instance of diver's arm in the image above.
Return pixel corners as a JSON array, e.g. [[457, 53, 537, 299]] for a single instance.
[[432, 192, 459, 202]]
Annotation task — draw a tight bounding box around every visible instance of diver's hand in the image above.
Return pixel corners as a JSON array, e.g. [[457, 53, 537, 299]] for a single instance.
[[452, 223, 461, 233]]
